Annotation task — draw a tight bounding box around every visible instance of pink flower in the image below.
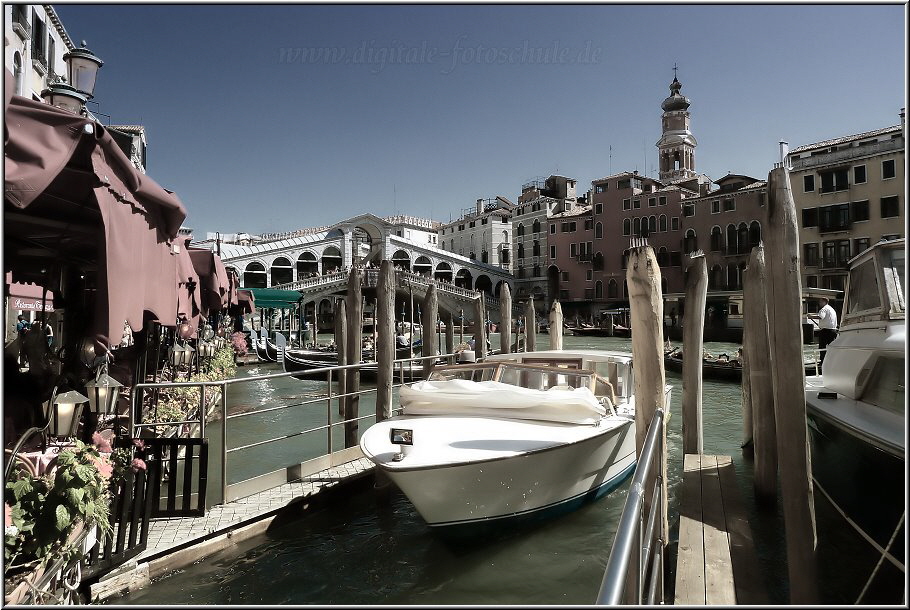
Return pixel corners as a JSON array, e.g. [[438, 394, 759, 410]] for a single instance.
[[91, 455, 114, 480], [92, 432, 113, 454], [5, 503, 12, 528], [132, 438, 145, 450], [130, 458, 147, 473]]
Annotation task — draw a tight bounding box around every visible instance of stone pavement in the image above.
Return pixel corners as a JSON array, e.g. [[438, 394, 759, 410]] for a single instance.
[[136, 456, 375, 563]]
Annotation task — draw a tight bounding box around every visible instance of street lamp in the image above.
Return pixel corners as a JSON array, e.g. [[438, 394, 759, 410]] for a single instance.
[[63, 41, 104, 99], [40, 81, 88, 114], [43, 388, 89, 439], [85, 358, 123, 416]]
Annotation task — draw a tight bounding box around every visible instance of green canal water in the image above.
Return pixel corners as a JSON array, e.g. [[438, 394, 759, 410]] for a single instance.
[[108, 335, 888, 605]]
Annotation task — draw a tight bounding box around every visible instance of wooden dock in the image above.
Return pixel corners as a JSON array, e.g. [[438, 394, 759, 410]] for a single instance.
[[675, 454, 767, 605]]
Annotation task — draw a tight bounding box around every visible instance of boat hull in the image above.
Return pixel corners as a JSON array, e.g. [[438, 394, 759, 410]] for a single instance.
[[364, 416, 636, 527]]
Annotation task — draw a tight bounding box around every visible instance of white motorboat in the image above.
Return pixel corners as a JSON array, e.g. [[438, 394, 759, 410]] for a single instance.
[[804, 238, 905, 601], [360, 349, 672, 529]]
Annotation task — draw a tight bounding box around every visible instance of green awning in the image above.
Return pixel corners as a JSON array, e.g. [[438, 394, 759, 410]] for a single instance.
[[244, 287, 302, 309]]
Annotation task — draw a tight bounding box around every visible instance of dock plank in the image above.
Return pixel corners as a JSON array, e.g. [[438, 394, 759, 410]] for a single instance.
[[674, 453, 705, 604], [700, 455, 736, 605]]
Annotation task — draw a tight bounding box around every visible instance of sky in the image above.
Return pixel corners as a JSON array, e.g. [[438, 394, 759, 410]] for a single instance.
[[52, 2, 907, 239]]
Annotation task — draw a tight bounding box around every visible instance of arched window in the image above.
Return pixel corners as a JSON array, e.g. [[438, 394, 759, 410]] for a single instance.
[[727, 263, 740, 290], [532, 240, 540, 257], [726, 224, 737, 255], [517, 243, 525, 259], [633, 217, 641, 236], [595, 222, 603, 239], [710, 226, 723, 252], [271, 257, 293, 286], [13, 52, 23, 96], [710, 265, 724, 290], [297, 252, 318, 278], [321, 246, 343, 273], [659, 215, 667, 232], [593, 252, 604, 271], [481, 250, 489, 263], [749, 221, 761, 248], [532, 219, 541, 234], [684, 229, 698, 253], [623, 218, 631, 236], [608, 279, 618, 298], [517, 223, 525, 236], [243, 261, 267, 288], [648, 216, 657, 234], [533, 264, 541, 277], [737, 223, 749, 254], [657, 247, 670, 267], [595, 281, 604, 299]]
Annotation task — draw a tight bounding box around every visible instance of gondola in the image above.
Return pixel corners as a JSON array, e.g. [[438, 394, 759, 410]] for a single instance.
[[663, 348, 818, 382]]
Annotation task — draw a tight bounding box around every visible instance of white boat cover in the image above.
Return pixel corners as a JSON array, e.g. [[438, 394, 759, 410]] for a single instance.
[[400, 379, 607, 425]]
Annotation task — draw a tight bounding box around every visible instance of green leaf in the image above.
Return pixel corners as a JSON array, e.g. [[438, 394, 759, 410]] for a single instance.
[[55, 504, 71, 532]]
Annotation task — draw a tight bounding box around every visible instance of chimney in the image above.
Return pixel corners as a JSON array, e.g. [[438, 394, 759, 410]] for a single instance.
[[900, 107, 905, 133], [476, 198, 483, 215]]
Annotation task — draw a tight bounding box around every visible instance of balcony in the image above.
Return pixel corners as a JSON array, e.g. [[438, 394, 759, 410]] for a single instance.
[[12, 8, 30, 39], [818, 221, 851, 234], [30, 46, 47, 74]]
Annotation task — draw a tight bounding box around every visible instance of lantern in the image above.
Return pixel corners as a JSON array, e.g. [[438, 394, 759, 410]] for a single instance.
[[43, 389, 89, 438], [85, 366, 123, 415], [169, 342, 187, 367]]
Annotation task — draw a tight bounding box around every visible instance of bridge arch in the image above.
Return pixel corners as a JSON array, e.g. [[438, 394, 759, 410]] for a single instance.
[[243, 261, 267, 288], [321, 246, 342, 273], [454, 268, 473, 289], [413, 255, 432, 276], [271, 256, 293, 286], [391, 249, 411, 271], [297, 251, 318, 278], [434, 261, 453, 282], [475, 274, 493, 296]]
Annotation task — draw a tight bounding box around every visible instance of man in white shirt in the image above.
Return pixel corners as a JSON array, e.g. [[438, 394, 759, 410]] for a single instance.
[[810, 297, 839, 364]]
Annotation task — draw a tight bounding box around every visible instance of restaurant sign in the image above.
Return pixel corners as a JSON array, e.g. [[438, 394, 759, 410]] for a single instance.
[[10, 297, 55, 312]]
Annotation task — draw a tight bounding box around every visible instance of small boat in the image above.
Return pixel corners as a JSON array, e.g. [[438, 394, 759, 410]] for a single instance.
[[359, 349, 672, 530], [568, 325, 616, 338], [282, 344, 428, 382], [803, 238, 905, 602], [663, 348, 818, 382]]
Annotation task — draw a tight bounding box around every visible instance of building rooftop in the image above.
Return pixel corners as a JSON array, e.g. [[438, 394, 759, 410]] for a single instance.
[[550, 205, 592, 219], [108, 125, 146, 134], [789, 124, 902, 154]]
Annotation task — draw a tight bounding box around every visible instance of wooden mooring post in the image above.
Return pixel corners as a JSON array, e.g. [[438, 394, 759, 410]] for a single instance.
[[344, 267, 362, 448], [743, 245, 777, 501], [764, 164, 817, 603], [682, 251, 706, 455], [473, 295, 487, 360], [499, 282, 512, 354], [626, 244, 667, 540], [421, 284, 438, 377], [524, 297, 536, 352], [443, 308, 455, 358], [375, 260, 394, 422], [334, 298, 347, 418], [548, 300, 563, 350]]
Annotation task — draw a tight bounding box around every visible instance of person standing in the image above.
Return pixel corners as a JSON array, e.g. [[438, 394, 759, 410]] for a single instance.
[[811, 297, 839, 364]]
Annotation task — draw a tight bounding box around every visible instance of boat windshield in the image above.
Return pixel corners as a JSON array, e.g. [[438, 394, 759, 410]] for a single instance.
[[846, 259, 881, 316], [861, 356, 905, 415]]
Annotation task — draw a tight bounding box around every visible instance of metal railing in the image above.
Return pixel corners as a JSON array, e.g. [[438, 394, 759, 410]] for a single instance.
[[596, 408, 666, 605], [131, 352, 452, 506]]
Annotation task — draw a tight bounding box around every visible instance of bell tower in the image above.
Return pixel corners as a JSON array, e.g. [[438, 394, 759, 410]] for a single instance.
[[656, 66, 697, 183]]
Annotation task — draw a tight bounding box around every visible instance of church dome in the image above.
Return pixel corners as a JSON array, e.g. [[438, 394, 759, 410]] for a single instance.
[[661, 77, 690, 112]]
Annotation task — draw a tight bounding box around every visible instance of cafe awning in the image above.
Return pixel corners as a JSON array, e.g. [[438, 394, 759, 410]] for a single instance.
[[4, 87, 187, 347], [243, 287, 302, 309]]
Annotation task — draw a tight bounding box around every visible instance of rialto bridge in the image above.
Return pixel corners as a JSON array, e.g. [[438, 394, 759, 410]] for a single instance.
[[210, 214, 515, 327]]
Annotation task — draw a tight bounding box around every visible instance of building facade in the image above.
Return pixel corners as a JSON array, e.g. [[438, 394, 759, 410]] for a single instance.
[[5, 4, 74, 100], [787, 112, 905, 294], [437, 196, 515, 272]]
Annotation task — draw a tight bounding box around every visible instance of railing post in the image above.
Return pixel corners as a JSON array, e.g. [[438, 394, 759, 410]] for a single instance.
[[221, 381, 228, 505], [326, 368, 333, 455]]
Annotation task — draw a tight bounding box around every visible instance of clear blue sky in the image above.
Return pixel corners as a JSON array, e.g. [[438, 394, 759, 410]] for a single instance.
[[53, 3, 906, 238]]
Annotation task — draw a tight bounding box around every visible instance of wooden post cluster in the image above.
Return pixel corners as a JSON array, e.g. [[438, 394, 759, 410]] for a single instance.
[[443, 309, 455, 358], [421, 284, 438, 377], [743, 245, 777, 501], [499, 283, 512, 354], [764, 165, 817, 603], [682, 252, 707, 455], [524, 297, 536, 352], [344, 266, 362, 448], [626, 244, 668, 541], [375, 260, 395, 422], [548, 300, 563, 351]]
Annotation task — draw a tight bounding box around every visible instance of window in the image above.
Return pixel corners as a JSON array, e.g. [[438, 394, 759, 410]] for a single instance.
[[723, 199, 735, 212], [822, 275, 846, 292], [671, 217, 679, 231], [584, 218, 593, 231], [659, 196, 667, 206], [851, 200, 869, 222], [595, 203, 603, 215], [659, 215, 667, 232], [469, 221, 475, 228], [854, 237, 870, 256], [802, 207, 818, 228], [804, 243, 819, 266], [618, 179, 631, 190], [803, 175, 815, 193], [586, 270, 593, 281], [570, 243, 578, 257], [532, 219, 541, 234], [854, 165, 866, 185], [517, 244, 524, 259], [819, 203, 850, 232], [881, 196, 899, 218], [623, 199, 631, 210], [47, 37, 55, 78], [532, 240, 540, 257], [882, 159, 896, 179], [623, 218, 631, 235], [481, 218, 488, 225], [806, 275, 818, 288], [550, 224, 556, 234], [595, 184, 607, 193], [711, 200, 720, 214], [822, 239, 852, 268], [560, 271, 569, 282], [819, 168, 849, 193], [648, 197, 656, 207], [595, 222, 603, 239], [533, 265, 541, 277], [633, 199, 641, 209], [682, 203, 695, 217], [710, 226, 724, 252], [550, 245, 556, 259], [31, 11, 47, 67]]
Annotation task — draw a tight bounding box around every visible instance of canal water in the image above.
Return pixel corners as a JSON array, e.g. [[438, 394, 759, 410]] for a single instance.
[[109, 335, 881, 605]]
